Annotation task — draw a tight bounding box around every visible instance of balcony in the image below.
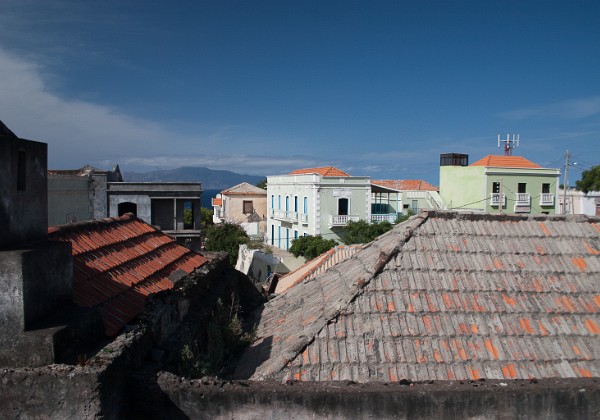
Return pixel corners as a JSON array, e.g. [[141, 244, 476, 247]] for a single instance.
[[514, 193, 531, 213], [299, 213, 308, 224], [490, 193, 506, 207], [515, 193, 531, 206], [371, 213, 397, 223], [272, 209, 298, 223], [540, 194, 555, 206], [329, 214, 360, 228]]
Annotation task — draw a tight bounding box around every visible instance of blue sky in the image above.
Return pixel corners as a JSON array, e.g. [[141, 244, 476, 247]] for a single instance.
[[0, 0, 599, 185]]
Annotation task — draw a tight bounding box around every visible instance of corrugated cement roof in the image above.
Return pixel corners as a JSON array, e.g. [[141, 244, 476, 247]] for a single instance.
[[235, 211, 600, 382], [48, 213, 207, 336]]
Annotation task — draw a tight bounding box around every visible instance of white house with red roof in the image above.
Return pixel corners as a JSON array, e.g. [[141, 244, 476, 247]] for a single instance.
[[266, 167, 371, 250], [439, 153, 561, 214]]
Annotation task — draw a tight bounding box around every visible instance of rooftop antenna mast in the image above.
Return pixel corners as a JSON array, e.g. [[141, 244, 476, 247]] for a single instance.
[[497, 134, 519, 156]]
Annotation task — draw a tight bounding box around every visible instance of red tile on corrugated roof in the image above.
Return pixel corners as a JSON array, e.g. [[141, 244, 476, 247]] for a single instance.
[[48, 213, 207, 336], [470, 155, 542, 168], [289, 166, 350, 177]]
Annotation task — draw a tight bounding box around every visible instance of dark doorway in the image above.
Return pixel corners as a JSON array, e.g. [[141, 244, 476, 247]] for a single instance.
[[118, 202, 137, 217], [338, 198, 349, 216]]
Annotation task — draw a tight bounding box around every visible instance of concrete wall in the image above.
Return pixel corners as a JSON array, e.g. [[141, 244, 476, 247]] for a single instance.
[[440, 165, 486, 211], [48, 174, 93, 225], [0, 240, 72, 332], [138, 374, 600, 420], [109, 194, 152, 223], [0, 136, 48, 248]]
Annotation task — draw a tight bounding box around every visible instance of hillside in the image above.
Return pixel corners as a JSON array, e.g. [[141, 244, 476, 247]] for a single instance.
[[122, 166, 265, 189]]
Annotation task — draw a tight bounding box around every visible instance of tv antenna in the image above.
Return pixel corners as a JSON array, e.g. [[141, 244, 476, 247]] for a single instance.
[[497, 134, 519, 156]]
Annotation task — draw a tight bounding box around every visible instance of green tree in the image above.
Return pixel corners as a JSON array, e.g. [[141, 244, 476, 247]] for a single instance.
[[342, 220, 394, 245], [256, 178, 267, 189], [204, 223, 249, 266], [200, 207, 214, 229], [395, 209, 414, 224], [289, 235, 337, 260], [575, 165, 600, 193]]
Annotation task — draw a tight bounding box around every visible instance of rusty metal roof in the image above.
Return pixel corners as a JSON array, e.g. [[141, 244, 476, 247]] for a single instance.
[[235, 211, 600, 382], [48, 213, 207, 336]]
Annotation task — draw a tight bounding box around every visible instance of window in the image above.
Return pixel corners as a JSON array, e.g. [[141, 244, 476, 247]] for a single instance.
[[294, 196, 298, 212], [278, 195, 282, 209], [338, 198, 349, 215], [271, 195, 274, 210], [294, 230, 298, 240], [518, 183, 527, 193], [278, 226, 281, 248], [285, 196, 289, 211], [303, 197, 308, 214], [17, 150, 26, 191], [286, 228, 290, 250], [271, 225, 274, 246], [492, 182, 500, 194], [542, 183, 550, 194], [243, 200, 253, 214]]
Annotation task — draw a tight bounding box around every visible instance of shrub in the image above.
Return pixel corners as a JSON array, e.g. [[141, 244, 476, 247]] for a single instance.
[[289, 235, 337, 260]]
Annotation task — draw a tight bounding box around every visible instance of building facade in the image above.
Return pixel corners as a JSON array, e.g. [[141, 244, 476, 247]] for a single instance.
[[107, 182, 203, 249], [439, 153, 560, 214], [212, 182, 267, 238], [267, 167, 371, 250], [47, 165, 123, 225]]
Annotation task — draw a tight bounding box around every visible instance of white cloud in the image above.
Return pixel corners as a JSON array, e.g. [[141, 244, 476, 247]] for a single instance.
[[499, 96, 600, 121]]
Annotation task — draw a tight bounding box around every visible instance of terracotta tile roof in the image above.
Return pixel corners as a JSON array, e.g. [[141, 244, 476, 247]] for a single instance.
[[212, 197, 223, 206], [289, 167, 350, 177], [222, 182, 267, 196], [372, 180, 438, 191], [275, 245, 363, 294], [48, 213, 207, 336], [235, 211, 600, 382], [470, 155, 542, 169]]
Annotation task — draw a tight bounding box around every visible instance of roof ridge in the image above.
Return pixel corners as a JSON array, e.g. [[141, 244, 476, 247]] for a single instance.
[[48, 213, 142, 235], [255, 212, 429, 379]]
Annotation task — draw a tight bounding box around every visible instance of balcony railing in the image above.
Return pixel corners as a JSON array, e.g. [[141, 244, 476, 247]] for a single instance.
[[540, 194, 555, 206], [329, 215, 360, 227], [271, 209, 298, 223], [371, 213, 397, 223], [515, 193, 531, 206], [299, 213, 308, 224], [490, 193, 506, 207]]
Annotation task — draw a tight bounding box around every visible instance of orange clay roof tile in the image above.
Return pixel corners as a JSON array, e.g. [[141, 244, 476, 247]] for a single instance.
[[48, 213, 206, 336], [470, 155, 542, 168], [289, 166, 350, 177]]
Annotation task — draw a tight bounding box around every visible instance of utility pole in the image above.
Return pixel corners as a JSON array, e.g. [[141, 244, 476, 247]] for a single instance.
[[563, 149, 570, 215]]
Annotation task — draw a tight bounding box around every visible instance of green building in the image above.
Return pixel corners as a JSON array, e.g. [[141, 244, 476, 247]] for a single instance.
[[439, 153, 560, 214]]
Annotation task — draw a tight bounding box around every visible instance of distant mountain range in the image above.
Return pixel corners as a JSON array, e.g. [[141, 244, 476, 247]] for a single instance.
[[122, 166, 265, 190]]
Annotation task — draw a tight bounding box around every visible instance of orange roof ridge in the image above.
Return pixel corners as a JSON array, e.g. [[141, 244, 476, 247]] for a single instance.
[[289, 166, 350, 177], [470, 155, 542, 169]]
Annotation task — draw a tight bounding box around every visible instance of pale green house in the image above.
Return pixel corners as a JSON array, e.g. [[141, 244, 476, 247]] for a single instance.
[[267, 167, 371, 250], [439, 153, 560, 214]]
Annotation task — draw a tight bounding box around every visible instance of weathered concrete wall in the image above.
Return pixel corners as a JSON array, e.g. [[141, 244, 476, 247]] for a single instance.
[[140, 375, 600, 420], [0, 241, 72, 333], [0, 136, 48, 249], [47, 174, 93, 225], [109, 194, 152, 222]]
